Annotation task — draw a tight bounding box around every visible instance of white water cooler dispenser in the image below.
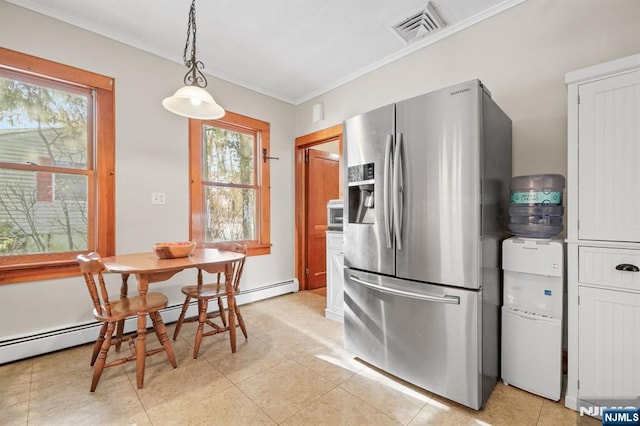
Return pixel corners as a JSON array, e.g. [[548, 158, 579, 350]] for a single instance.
[[501, 237, 564, 400]]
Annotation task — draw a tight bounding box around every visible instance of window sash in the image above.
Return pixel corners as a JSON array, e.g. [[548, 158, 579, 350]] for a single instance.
[[204, 185, 257, 243], [202, 123, 257, 186], [0, 47, 114, 284], [0, 63, 94, 258], [189, 111, 270, 256]]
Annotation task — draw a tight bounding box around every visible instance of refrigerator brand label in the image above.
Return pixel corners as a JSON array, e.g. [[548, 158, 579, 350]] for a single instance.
[[451, 88, 470, 96], [510, 191, 562, 204]]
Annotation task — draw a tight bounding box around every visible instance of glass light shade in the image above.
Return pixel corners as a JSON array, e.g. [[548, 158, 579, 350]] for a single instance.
[[162, 85, 225, 119]]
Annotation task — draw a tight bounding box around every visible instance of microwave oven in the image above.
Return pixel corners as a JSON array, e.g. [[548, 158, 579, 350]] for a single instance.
[[327, 199, 344, 231]]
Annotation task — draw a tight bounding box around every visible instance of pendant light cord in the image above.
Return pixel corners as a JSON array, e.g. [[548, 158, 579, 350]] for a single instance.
[[182, 0, 208, 88]]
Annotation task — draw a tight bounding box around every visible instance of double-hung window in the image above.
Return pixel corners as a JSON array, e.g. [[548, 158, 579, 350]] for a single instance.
[[0, 48, 115, 284], [189, 111, 270, 256]]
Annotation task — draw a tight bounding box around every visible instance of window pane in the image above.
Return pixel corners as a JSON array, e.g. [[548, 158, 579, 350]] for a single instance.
[[0, 75, 89, 169], [202, 125, 255, 185], [0, 168, 88, 255], [54, 172, 88, 201], [204, 186, 256, 242]]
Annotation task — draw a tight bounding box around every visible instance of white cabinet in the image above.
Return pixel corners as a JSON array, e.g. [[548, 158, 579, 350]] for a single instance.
[[565, 53, 640, 412], [578, 286, 640, 402], [576, 69, 640, 242], [325, 231, 344, 323]]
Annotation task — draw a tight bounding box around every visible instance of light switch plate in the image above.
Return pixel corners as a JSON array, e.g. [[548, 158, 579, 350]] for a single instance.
[[151, 192, 166, 205]]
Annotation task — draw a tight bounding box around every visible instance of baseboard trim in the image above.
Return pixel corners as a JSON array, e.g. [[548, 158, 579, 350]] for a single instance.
[[565, 395, 578, 411], [324, 308, 344, 324], [0, 279, 298, 365]]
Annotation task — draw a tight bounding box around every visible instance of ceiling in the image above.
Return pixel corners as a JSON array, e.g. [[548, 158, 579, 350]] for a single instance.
[[7, 0, 522, 104]]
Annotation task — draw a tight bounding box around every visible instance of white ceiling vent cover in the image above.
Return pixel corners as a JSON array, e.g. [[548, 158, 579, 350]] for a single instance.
[[392, 2, 446, 44]]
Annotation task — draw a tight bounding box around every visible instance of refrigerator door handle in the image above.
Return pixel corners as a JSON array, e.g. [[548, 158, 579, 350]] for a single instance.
[[392, 133, 404, 250], [383, 134, 394, 249], [351, 276, 460, 304]]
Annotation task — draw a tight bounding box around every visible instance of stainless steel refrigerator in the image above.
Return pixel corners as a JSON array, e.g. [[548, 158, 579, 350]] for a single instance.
[[343, 79, 512, 410]]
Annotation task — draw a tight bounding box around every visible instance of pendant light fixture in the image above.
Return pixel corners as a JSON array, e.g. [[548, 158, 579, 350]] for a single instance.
[[162, 0, 225, 120]]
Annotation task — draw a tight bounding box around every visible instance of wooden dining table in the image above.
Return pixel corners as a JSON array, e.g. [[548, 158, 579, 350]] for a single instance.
[[101, 247, 246, 389]]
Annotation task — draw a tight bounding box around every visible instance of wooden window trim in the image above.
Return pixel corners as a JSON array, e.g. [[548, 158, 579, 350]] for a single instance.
[[189, 111, 271, 256], [0, 48, 115, 284]]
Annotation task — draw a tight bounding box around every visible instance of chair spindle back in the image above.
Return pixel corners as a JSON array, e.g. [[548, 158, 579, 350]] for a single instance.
[[77, 252, 112, 317], [216, 243, 247, 292]]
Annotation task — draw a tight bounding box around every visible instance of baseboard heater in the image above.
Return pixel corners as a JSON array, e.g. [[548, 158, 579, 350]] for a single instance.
[[0, 279, 298, 365]]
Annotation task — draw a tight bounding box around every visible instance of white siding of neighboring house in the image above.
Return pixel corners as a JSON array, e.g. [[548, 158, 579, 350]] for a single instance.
[[0, 128, 88, 252]]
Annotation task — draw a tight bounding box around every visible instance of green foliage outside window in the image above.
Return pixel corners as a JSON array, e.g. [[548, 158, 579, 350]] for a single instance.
[[203, 125, 257, 242]]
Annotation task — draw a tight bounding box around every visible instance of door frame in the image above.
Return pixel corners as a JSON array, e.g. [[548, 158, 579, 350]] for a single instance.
[[294, 124, 343, 290]]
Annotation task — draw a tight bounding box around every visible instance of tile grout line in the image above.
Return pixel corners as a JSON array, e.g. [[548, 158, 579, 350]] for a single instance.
[[130, 368, 155, 426]]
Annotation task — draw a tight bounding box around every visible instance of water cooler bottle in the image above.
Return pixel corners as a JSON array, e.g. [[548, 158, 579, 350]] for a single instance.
[[501, 237, 564, 400]]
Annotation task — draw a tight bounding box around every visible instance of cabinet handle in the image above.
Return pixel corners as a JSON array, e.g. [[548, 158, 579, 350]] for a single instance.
[[615, 263, 640, 272]]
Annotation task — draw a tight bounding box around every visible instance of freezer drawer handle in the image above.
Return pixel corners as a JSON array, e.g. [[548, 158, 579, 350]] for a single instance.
[[351, 276, 460, 304], [615, 263, 640, 272]]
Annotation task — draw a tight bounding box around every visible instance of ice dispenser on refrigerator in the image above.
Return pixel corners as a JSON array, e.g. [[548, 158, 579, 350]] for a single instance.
[[501, 237, 564, 401], [347, 163, 375, 224]]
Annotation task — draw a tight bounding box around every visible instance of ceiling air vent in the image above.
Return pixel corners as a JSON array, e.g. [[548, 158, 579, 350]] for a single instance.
[[392, 2, 445, 44]]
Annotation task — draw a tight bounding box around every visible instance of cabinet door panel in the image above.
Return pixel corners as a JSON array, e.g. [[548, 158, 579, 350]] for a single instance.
[[325, 232, 344, 322], [578, 286, 640, 401], [578, 70, 640, 242], [328, 251, 344, 315]]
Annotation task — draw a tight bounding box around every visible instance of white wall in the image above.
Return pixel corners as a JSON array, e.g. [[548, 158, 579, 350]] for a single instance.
[[296, 0, 640, 179], [0, 1, 296, 340]]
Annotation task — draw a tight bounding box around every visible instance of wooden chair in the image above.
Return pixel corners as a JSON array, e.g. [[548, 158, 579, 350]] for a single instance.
[[172, 243, 248, 358], [77, 252, 177, 391]]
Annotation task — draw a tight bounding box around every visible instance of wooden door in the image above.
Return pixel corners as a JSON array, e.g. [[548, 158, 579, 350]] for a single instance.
[[306, 148, 339, 289]]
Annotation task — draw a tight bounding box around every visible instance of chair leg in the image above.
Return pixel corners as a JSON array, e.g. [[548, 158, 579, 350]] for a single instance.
[[91, 321, 115, 392], [115, 319, 125, 352], [150, 312, 177, 368], [235, 304, 248, 339], [227, 296, 237, 353], [217, 296, 227, 328], [193, 298, 209, 359], [173, 295, 191, 341], [91, 323, 108, 366]]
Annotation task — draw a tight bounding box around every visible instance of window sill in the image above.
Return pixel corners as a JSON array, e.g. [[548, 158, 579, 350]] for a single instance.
[[0, 262, 81, 285], [201, 242, 271, 257], [247, 244, 271, 256]]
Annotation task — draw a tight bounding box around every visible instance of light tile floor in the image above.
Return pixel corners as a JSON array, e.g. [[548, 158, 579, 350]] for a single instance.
[[1, 291, 599, 425]]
